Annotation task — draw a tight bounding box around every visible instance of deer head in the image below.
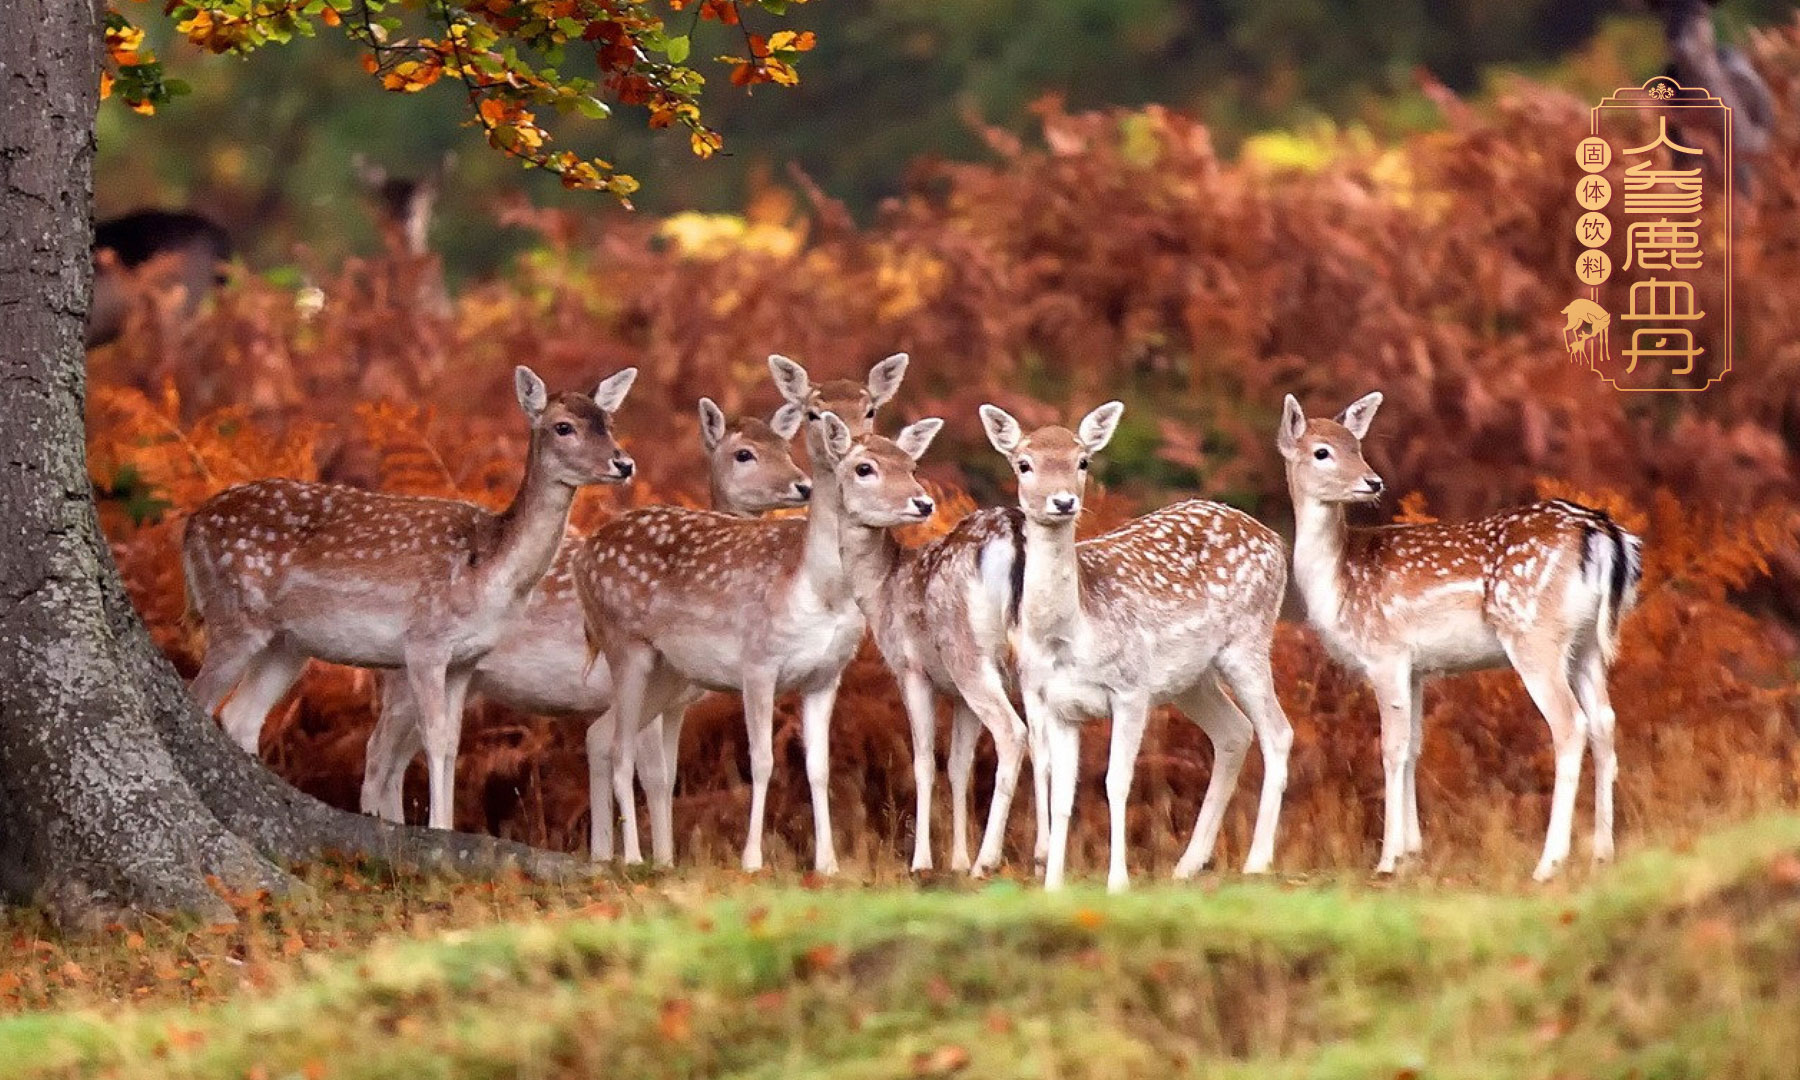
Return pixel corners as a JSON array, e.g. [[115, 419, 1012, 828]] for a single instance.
[[767, 352, 909, 440], [515, 365, 638, 487], [698, 397, 812, 511], [817, 411, 942, 527], [979, 401, 1122, 525], [1276, 393, 1385, 505]]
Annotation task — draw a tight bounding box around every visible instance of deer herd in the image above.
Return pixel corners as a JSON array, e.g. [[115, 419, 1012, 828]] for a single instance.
[[181, 354, 1644, 891]]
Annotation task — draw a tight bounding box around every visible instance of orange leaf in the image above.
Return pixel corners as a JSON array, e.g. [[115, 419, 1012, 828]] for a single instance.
[[912, 1045, 971, 1075], [659, 998, 693, 1042], [1072, 908, 1105, 929], [320, 4, 341, 26]]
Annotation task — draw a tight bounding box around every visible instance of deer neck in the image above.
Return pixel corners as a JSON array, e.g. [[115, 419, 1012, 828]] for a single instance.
[[792, 430, 851, 596], [1020, 516, 1083, 643], [1290, 491, 1349, 628], [834, 512, 902, 621], [486, 439, 579, 600]]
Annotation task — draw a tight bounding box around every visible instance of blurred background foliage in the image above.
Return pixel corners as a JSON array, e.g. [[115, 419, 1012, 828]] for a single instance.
[[99, 0, 1794, 284]]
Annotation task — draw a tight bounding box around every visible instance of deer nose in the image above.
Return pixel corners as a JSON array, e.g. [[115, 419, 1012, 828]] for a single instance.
[[911, 496, 936, 518], [1364, 475, 1383, 494], [794, 481, 813, 501], [1051, 495, 1078, 516], [613, 457, 635, 479]]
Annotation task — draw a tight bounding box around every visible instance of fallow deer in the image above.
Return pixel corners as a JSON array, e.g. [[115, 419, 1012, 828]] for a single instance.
[[981, 402, 1294, 893], [1278, 393, 1643, 881], [573, 353, 909, 872], [361, 398, 811, 855], [87, 208, 232, 350], [182, 365, 639, 831], [813, 411, 1027, 875]]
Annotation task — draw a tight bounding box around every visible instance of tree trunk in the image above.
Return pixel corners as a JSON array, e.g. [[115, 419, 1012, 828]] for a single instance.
[[0, 0, 576, 926]]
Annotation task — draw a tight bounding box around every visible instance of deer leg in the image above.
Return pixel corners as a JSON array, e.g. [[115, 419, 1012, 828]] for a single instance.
[[1105, 695, 1152, 894], [613, 659, 675, 867], [404, 655, 460, 831], [963, 668, 1027, 878], [640, 704, 685, 868], [361, 671, 423, 821], [1509, 644, 1589, 882], [1042, 714, 1081, 893], [1217, 648, 1295, 875], [1403, 670, 1425, 857], [799, 678, 842, 876], [1172, 676, 1253, 880], [1369, 660, 1415, 875], [899, 669, 938, 872], [188, 627, 268, 720], [1575, 649, 1619, 865], [946, 700, 980, 873], [217, 644, 307, 756], [651, 694, 696, 867], [740, 668, 779, 873], [1025, 692, 1052, 874], [586, 708, 618, 861]]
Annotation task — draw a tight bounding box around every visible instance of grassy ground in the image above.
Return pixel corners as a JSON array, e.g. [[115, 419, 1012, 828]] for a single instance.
[[4, 816, 1800, 1079]]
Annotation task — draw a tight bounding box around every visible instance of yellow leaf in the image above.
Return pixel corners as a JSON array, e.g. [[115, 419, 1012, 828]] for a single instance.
[[99, 71, 114, 99]]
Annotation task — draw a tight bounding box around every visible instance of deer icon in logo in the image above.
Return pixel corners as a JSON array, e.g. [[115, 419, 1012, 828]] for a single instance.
[[1561, 298, 1612, 370]]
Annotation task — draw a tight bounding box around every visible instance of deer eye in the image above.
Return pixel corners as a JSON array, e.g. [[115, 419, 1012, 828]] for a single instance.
[[1017, 460, 1033, 474], [734, 449, 755, 463], [1077, 457, 1090, 471], [1313, 447, 1331, 461], [554, 421, 576, 437], [864, 407, 876, 419], [855, 462, 876, 478]]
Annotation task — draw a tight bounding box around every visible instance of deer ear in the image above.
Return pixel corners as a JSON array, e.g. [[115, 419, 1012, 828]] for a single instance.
[[768, 354, 811, 405], [1078, 401, 1124, 454], [770, 401, 805, 441], [697, 397, 727, 452], [979, 404, 1022, 456], [593, 367, 638, 414], [1335, 391, 1383, 441], [819, 411, 854, 461], [866, 352, 909, 409], [894, 417, 944, 461], [1277, 394, 1307, 459], [514, 365, 548, 419]]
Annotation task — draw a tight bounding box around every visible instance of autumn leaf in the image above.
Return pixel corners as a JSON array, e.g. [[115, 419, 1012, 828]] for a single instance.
[[690, 128, 723, 158], [659, 998, 693, 1041], [911, 1045, 971, 1076]]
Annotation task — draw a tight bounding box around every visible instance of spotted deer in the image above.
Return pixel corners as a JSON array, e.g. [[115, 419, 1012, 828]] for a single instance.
[[1278, 393, 1643, 881], [981, 402, 1294, 893], [813, 411, 1028, 875], [182, 365, 639, 831], [573, 353, 909, 871], [361, 398, 811, 849]]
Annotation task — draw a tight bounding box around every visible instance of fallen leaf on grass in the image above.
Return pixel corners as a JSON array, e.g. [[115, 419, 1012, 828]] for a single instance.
[[660, 998, 693, 1042], [912, 1045, 970, 1075]]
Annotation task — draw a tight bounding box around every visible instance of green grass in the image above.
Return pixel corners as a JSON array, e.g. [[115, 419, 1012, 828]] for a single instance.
[[7, 816, 1800, 1078]]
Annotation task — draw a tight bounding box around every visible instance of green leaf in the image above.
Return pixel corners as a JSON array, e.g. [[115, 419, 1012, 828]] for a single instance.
[[574, 96, 611, 119], [665, 34, 690, 64]]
